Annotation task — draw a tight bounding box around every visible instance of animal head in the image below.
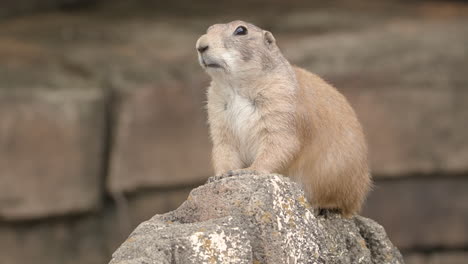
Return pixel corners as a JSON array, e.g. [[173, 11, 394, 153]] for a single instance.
[[196, 20, 280, 81]]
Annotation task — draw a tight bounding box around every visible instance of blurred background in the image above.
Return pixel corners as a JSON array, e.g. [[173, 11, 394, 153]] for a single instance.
[[0, 0, 467, 263]]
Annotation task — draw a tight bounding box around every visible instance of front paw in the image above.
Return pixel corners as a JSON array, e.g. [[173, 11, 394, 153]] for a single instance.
[[207, 169, 262, 183], [206, 174, 229, 183], [224, 168, 261, 177]]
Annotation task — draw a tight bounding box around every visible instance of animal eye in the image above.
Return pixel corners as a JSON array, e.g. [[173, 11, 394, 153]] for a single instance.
[[234, 26, 248, 36]]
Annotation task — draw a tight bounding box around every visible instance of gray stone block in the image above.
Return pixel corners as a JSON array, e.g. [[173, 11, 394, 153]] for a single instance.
[[0, 186, 192, 264], [0, 89, 105, 220], [405, 252, 468, 264], [363, 177, 468, 250], [108, 84, 213, 193]]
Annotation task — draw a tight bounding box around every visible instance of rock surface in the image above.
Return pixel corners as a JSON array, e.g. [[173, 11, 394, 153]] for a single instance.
[[0, 88, 106, 220], [109, 173, 403, 263], [0, 186, 193, 264], [405, 252, 468, 264], [108, 83, 212, 193], [363, 177, 468, 250]]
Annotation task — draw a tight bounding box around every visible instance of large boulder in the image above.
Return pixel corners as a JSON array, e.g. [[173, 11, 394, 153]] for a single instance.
[[109, 173, 403, 263]]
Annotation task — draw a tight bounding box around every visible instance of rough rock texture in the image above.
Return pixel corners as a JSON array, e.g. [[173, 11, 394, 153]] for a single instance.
[[0, 88, 105, 220], [110, 174, 403, 263]]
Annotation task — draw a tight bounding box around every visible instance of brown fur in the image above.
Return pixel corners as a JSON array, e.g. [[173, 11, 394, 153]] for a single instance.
[[196, 21, 371, 217]]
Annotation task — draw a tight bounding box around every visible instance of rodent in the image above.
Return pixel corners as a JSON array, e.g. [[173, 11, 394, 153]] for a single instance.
[[196, 20, 371, 217]]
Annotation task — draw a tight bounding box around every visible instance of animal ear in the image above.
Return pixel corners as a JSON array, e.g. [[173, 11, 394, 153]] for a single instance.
[[263, 31, 275, 46]]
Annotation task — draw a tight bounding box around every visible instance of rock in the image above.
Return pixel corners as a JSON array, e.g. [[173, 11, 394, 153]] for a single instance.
[[109, 173, 403, 263], [0, 89, 105, 220], [0, 187, 192, 264], [0, 0, 97, 19], [0, 13, 214, 193], [108, 83, 212, 193], [363, 177, 468, 250], [405, 252, 468, 264], [0, 211, 115, 264]]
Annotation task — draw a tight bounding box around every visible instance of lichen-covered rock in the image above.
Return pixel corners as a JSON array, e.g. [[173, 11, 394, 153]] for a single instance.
[[109, 173, 403, 264], [110, 216, 251, 264]]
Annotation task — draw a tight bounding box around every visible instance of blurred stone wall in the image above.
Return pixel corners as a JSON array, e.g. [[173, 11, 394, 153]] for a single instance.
[[0, 0, 96, 18], [0, 0, 467, 263]]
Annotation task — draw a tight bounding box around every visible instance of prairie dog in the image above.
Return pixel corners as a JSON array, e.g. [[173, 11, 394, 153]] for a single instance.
[[196, 21, 371, 217]]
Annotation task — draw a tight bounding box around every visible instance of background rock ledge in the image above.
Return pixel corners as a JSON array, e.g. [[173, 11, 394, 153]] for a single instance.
[[109, 174, 403, 264]]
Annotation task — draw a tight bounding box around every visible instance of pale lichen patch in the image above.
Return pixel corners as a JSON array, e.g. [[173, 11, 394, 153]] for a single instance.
[[266, 175, 320, 264], [189, 223, 250, 264]]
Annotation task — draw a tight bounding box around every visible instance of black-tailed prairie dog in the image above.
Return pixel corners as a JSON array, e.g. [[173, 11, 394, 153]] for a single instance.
[[196, 20, 371, 217]]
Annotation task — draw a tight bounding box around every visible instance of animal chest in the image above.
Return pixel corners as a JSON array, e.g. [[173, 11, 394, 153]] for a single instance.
[[224, 94, 261, 164]]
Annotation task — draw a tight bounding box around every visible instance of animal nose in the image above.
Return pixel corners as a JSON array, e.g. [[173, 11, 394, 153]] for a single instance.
[[197, 45, 209, 53]]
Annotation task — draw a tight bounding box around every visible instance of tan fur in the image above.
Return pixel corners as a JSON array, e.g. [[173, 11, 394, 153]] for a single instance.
[[196, 21, 371, 217]]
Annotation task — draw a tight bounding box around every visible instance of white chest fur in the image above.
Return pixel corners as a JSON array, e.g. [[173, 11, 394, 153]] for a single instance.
[[224, 93, 261, 165]]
